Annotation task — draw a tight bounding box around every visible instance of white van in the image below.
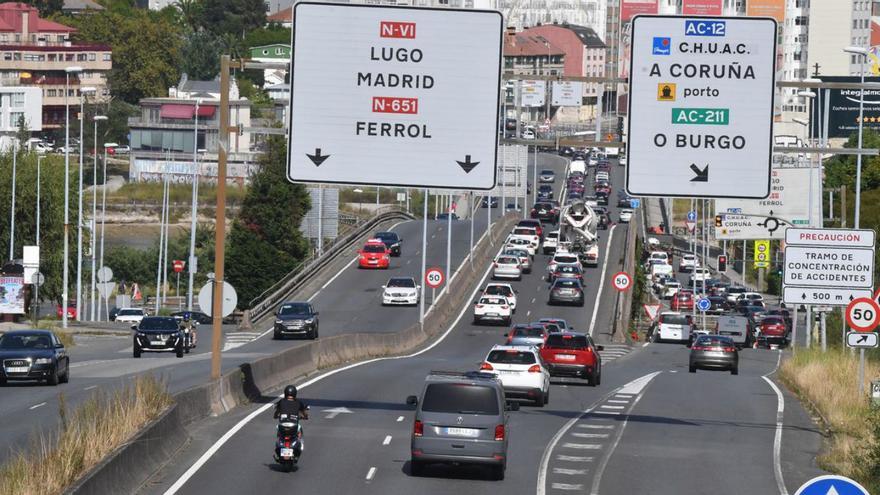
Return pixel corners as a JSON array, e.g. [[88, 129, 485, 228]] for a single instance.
[[715, 315, 750, 348], [651, 262, 673, 279], [569, 160, 587, 175], [604, 147, 620, 158], [648, 251, 669, 264], [654, 311, 692, 343]]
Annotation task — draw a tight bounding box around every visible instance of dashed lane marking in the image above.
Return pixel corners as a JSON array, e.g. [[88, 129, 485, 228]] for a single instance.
[[557, 455, 594, 462], [607, 400, 629, 404], [30, 402, 46, 410], [84, 385, 97, 391], [551, 483, 584, 491], [561, 443, 602, 450], [382, 435, 392, 445], [600, 405, 625, 410], [572, 433, 610, 439], [365, 467, 377, 481], [577, 424, 613, 429], [396, 416, 404, 422], [593, 410, 620, 416], [553, 468, 589, 475]]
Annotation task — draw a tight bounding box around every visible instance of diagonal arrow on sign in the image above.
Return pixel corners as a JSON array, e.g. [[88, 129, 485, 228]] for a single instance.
[[323, 407, 353, 419]]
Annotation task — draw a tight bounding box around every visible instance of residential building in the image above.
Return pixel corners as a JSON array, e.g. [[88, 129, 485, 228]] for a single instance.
[[128, 76, 258, 185], [62, 0, 104, 14], [499, 0, 607, 41], [0, 2, 111, 130], [807, 0, 867, 77], [0, 85, 40, 150], [266, 6, 293, 28], [249, 43, 289, 87]]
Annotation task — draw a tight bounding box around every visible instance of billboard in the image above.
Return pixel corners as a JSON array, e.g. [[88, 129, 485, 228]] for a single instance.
[[746, 0, 784, 22], [811, 76, 880, 139], [0, 277, 25, 314], [551, 81, 583, 107], [682, 0, 722, 15], [621, 0, 658, 22], [491, 145, 528, 198], [520, 80, 546, 107], [299, 187, 339, 241]]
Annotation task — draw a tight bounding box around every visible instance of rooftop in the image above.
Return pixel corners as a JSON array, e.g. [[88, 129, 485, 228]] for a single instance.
[[504, 32, 565, 57], [0, 2, 76, 33], [523, 23, 606, 49], [267, 6, 292, 23]]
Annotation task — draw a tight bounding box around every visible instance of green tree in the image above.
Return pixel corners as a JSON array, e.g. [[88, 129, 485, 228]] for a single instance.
[[226, 136, 310, 307], [22, 0, 63, 17], [823, 129, 880, 191], [199, 0, 266, 39], [181, 30, 223, 80], [243, 24, 291, 49], [15, 114, 30, 150]]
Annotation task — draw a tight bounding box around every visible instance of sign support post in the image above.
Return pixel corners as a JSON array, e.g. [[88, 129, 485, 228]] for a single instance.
[[420, 188, 428, 327]]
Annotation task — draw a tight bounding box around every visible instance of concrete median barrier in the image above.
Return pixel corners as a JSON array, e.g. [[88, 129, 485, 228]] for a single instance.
[[70, 213, 518, 495]]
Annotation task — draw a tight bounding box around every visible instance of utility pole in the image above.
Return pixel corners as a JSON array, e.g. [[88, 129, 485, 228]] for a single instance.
[[210, 55, 231, 382]]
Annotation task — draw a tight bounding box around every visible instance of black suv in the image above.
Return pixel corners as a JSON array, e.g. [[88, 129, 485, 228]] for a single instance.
[[0, 330, 70, 385], [531, 202, 559, 224], [274, 302, 319, 340], [132, 317, 186, 358], [374, 231, 402, 256]]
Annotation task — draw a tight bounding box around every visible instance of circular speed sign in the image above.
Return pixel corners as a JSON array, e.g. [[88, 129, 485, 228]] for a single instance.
[[845, 297, 880, 332], [612, 272, 632, 292], [425, 267, 444, 289]]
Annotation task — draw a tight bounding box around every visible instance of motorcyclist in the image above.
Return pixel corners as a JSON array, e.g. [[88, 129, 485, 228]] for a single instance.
[[274, 385, 308, 461], [179, 312, 197, 348]]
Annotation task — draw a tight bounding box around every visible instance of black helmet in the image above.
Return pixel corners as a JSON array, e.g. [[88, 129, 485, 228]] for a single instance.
[[284, 385, 297, 399]]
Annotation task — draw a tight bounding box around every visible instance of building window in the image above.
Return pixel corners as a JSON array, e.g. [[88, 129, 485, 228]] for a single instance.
[[9, 112, 22, 128], [89, 53, 95, 61], [103, 53, 111, 61], [47, 89, 57, 97], [58, 35, 65, 42], [65, 53, 74, 61], [48, 53, 56, 61], [14, 34, 19, 42], [11, 93, 24, 107], [77, 53, 86, 61]]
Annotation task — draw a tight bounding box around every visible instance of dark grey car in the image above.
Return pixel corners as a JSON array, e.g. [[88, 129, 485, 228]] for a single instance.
[[407, 371, 517, 480], [273, 302, 319, 340], [548, 279, 585, 306], [689, 335, 739, 375]]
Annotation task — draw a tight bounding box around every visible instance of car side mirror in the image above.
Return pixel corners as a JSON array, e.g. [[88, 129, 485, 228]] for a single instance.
[[406, 395, 418, 406], [381, 285, 386, 289], [503, 333, 508, 337], [506, 402, 520, 412], [314, 312, 319, 316], [55, 343, 64, 349], [130, 324, 138, 330], [597, 345, 604, 351], [399, 239, 403, 243]]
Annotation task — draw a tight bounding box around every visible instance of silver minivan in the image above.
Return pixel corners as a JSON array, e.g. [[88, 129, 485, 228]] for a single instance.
[[407, 371, 517, 480]]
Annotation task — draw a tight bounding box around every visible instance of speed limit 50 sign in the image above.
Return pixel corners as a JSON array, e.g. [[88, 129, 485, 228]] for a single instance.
[[846, 297, 880, 332], [425, 267, 444, 289]]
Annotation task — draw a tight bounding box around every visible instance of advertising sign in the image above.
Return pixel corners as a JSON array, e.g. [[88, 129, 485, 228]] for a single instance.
[[811, 76, 880, 139], [551, 81, 583, 107], [746, 0, 785, 22], [626, 16, 777, 199], [622, 0, 658, 22], [288, 3, 502, 190], [682, 0, 723, 15], [520, 80, 547, 107], [0, 277, 25, 314]]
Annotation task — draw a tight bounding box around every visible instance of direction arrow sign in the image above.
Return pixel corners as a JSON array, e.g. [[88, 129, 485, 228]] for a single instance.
[[794, 475, 871, 495], [323, 407, 354, 419], [782, 286, 873, 307], [846, 331, 879, 349], [625, 16, 777, 199], [697, 297, 711, 312], [686, 210, 697, 222], [287, 3, 502, 190]]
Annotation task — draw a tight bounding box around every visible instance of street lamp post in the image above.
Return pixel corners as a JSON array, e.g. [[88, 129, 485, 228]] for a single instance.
[[97, 142, 116, 321], [187, 99, 201, 312], [62, 66, 82, 329], [844, 46, 868, 228], [90, 115, 107, 321], [797, 90, 816, 226], [76, 85, 96, 321]]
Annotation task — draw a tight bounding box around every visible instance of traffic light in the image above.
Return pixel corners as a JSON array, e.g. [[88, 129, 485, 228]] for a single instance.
[[718, 255, 727, 272], [715, 215, 723, 227]]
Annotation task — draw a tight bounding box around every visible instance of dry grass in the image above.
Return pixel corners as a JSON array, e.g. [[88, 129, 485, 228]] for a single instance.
[[0, 375, 172, 495], [779, 349, 880, 492]]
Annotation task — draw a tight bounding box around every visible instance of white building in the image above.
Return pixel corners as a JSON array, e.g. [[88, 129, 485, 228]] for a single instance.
[[500, 0, 607, 41], [0, 86, 40, 151]]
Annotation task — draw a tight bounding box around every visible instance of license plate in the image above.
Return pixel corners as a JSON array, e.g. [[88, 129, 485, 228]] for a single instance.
[[5, 366, 28, 373], [152, 339, 165, 344], [280, 448, 294, 458], [720, 331, 739, 336], [487, 312, 499, 316], [498, 370, 519, 374], [444, 427, 479, 438], [556, 354, 576, 361], [369, 260, 377, 264]]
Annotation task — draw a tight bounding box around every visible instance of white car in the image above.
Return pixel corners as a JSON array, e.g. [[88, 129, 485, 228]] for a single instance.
[[654, 311, 692, 343], [618, 209, 634, 223], [569, 160, 587, 175], [508, 227, 540, 252], [503, 247, 532, 273], [381, 277, 419, 306], [547, 250, 582, 278], [484, 283, 517, 312], [678, 254, 699, 273], [493, 255, 522, 280], [116, 307, 146, 324], [582, 243, 599, 267], [506, 237, 536, 257], [481, 345, 551, 407], [662, 281, 682, 300], [689, 267, 712, 285], [472, 295, 512, 325], [542, 230, 560, 255], [619, 154, 627, 166]]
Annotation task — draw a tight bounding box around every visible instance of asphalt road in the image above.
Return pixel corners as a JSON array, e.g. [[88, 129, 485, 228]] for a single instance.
[[0, 154, 567, 464], [139, 157, 826, 495]]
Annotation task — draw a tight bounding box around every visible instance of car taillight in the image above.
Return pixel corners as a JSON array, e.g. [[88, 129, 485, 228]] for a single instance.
[[723, 347, 736, 352], [475, 304, 484, 308], [527, 365, 541, 373], [501, 305, 509, 309], [493, 262, 498, 267], [284, 440, 291, 448], [692, 346, 706, 351], [480, 362, 494, 370], [414, 420, 423, 437], [494, 424, 505, 441]]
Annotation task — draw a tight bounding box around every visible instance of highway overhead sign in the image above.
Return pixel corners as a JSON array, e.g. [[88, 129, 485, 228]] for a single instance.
[[846, 331, 879, 349], [794, 475, 871, 495], [626, 15, 777, 199], [846, 297, 880, 332], [612, 272, 632, 291], [782, 287, 872, 307], [288, 3, 502, 190], [425, 267, 444, 289]]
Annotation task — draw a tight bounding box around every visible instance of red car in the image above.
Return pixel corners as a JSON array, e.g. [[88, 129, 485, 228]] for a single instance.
[[56, 302, 77, 319], [757, 316, 789, 347], [516, 219, 544, 239], [539, 332, 603, 386], [358, 239, 390, 269], [670, 291, 694, 312]]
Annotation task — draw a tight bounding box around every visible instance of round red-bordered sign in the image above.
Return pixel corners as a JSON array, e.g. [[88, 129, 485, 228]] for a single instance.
[[425, 267, 444, 289], [846, 297, 880, 332], [612, 271, 632, 292]]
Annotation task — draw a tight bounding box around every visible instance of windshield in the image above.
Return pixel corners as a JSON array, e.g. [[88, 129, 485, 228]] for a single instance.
[[661, 314, 690, 325], [497, 256, 518, 264], [479, 297, 505, 305], [362, 244, 386, 253], [118, 309, 143, 316], [513, 228, 536, 235], [375, 232, 397, 241], [279, 303, 311, 315], [487, 350, 537, 364], [545, 335, 588, 349], [513, 326, 545, 338], [553, 280, 581, 288], [421, 383, 499, 415], [554, 256, 578, 264], [762, 317, 785, 325], [485, 286, 512, 296], [0, 333, 52, 349], [138, 317, 179, 330], [387, 278, 415, 288]]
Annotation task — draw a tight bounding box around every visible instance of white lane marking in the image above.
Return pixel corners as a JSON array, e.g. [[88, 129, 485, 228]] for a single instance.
[[526, 310, 531, 317], [614, 394, 634, 398], [642, 342, 650, 347], [551, 483, 584, 490], [589, 373, 662, 495], [84, 385, 97, 391], [396, 416, 404, 422], [30, 402, 46, 410], [577, 424, 614, 429], [561, 443, 602, 450], [617, 373, 658, 395], [557, 455, 594, 462], [762, 350, 789, 495], [382, 435, 392, 446], [588, 225, 616, 337], [600, 405, 625, 410], [163, 232, 508, 495], [366, 467, 377, 481], [593, 411, 620, 416], [531, 297, 536, 303], [406, 260, 411, 265], [606, 400, 628, 404], [553, 468, 588, 475], [669, 370, 678, 373], [572, 433, 609, 439], [431, 234, 436, 239]]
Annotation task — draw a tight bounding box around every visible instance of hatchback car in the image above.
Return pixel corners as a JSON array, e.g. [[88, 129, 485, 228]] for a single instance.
[[516, 219, 544, 239], [671, 291, 694, 311], [132, 316, 186, 358], [540, 332, 603, 385], [493, 256, 522, 281], [618, 209, 634, 223], [382, 277, 420, 306], [407, 370, 514, 480], [0, 330, 70, 385], [115, 307, 146, 324], [549, 264, 583, 283], [480, 345, 551, 407], [504, 324, 548, 347], [689, 335, 739, 374], [506, 237, 536, 257], [483, 284, 517, 312], [358, 239, 391, 269], [539, 169, 555, 182], [531, 203, 559, 224], [473, 295, 512, 326], [548, 279, 585, 306], [757, 316, 789, 347], [502, 248, 532, 274]]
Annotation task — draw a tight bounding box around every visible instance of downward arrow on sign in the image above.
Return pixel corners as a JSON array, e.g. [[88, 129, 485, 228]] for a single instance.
[[323, 407, 353, 419]]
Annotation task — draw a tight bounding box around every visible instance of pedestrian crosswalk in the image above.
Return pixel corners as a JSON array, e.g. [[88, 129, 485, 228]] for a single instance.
[[598, 344, 631, 363], [223, 332, 263, 351]]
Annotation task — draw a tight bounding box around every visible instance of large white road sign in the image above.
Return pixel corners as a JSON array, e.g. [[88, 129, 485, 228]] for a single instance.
[[288, 3, 502, 190], [626, 15, 777, 198]]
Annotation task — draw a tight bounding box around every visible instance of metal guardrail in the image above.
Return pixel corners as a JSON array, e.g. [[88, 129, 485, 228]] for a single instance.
[[247, 206, 416, 323]]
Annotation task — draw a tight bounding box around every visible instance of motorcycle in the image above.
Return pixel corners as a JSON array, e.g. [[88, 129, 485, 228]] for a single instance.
[[274, 410, 308, 472], [180, 322, 198, 353]]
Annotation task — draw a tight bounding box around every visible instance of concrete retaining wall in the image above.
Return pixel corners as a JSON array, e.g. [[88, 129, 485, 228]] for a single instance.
[[68, 213, 519, 495]]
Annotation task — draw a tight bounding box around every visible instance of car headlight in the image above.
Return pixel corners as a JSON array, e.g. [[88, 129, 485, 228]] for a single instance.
[[275, 319, 283, 324], [34, 358, 52, 365], [304, 318, 314, 324]]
